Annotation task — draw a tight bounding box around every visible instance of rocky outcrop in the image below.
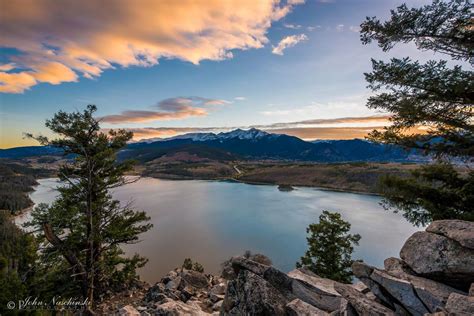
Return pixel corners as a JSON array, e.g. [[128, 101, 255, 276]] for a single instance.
[[352, 220, 473, 316], [221, 257, 378, 315], [426, 219, 474, 249], [222, 220, 473, 316], [105, 219, 473, 315], [285, 299, 330, 316], [334, 283, 396, 316], [400, 224, 474, 290], [102, 267, 227, 315]]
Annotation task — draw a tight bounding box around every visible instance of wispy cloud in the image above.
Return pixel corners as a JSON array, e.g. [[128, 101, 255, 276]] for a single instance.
[[272, 34, 308, 55], [118, 114, 395, 141], [234, 96, 247, 101], [349, 25, 361, 33], [283, 23, 302, 29], [101, 97, 229, 124], [0, 0, 304, 93], [335, 24, 345, 32]]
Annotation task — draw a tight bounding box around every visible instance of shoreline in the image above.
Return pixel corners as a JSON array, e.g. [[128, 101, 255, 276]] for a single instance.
[[143, 173, 382, 196], [14, 174, 382, 221]]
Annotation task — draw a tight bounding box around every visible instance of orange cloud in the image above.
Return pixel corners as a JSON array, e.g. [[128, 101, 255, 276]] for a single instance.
[[272, 34, 308, 55], [100, 97, 229, 124], [0, 0, 302, 93]]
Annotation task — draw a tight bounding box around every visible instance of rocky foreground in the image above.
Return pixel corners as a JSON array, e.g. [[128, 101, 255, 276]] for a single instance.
[[108, 220, 473, 315]]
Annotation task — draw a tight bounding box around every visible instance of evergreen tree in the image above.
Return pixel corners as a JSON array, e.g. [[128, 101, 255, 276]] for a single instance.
[[0, 210, 38, 315], [297, 211, 361, 283], [360, 0, 473, 225], [26, 105, 152, 310]]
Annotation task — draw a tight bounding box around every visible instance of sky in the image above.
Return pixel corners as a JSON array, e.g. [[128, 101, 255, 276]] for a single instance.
[[0, 0, 436, 148]]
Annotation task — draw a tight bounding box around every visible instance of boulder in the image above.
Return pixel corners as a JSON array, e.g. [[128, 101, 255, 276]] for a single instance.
[[470, 283, 474, 296], [288, 268, 342, 312], [352, 261, 373, 279], [400, 231, 474, 289], [352, 262, 397, 309], [445, 293, 474, 315], [336, 299, 358, 316], [181, 270, 209, 289], [209, 292, 224, 303], [370, 269, 429, 316], [118, 305, 140, 316], [164, 277, 181, 291], [334, 283, 396, 316], [384, 257, 465, 312], [154, 298, 208, 315], [144, 283, 165, 302], [351, 281, 369, 294], [288, 268, 341, 297], [426, 220, 474, 249], [230, 256, 270, 276], [209, 283, 226, 296], [222, 269, 288, 315], [212, 300, 223, 312], [285, 298, 330, 316]]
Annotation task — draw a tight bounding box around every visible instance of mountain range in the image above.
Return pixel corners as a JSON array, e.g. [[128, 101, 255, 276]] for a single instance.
[[0, 128, 423, 162]]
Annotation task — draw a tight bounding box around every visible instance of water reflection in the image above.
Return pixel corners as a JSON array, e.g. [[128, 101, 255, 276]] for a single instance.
[[29, 177, 420, 283]]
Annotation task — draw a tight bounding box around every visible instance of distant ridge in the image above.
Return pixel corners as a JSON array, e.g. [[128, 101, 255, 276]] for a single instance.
[[1, 129, 424, 162], [125, 128, 421, 162], [0, 146, 63, 159]]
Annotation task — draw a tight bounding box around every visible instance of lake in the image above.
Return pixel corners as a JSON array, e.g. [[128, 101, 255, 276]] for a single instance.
[[23, 177, 420, 284]]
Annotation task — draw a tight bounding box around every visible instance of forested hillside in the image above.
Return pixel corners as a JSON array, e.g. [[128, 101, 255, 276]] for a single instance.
[[0, 161, 53, 213]]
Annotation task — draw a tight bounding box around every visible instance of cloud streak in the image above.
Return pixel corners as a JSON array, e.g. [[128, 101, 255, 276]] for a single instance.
[[272, 34, 308, 55], [0, 0, 303, 93], [113, 115, 396, 141], [101, 97, 229, 124]]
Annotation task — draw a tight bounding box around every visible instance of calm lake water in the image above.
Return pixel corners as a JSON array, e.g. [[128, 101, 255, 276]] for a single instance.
[[24, 177, 420, 284]]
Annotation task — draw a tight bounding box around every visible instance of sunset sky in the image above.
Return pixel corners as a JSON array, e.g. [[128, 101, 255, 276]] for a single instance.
[[0, 0, 436, 148]]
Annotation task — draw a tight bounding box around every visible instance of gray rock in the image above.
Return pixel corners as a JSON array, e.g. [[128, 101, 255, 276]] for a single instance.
[[400, 231, 474, 289], [337, 299, 357, 316], [289, 269, 342, 312], [334, 283, 396, 316], [445, 293, 474, 315], [209, 292, 224, 303], [285, 298, 330, 316], [370, 269, 429, 316], [426, 220, 474, 249], [164, 277, 181, 291], [352, 261, 373, 279], [262, 266, 294, 297], [212, 300, 223, 312], [181, 270, 209, 289], [145, 283, 166, 302], [470, 283, 474, 296], [230, 256, 270, 276], [291, 278, 340, 312], [118, 305, 140, 316], [352, 262, 396, 309], [384, 257, 465, 312], [351, 281, 369, 294], [209, 283, 226, 295], [154, 298, 207, 315], [222, 269, 288, 315], [288, 268, 341, 297]]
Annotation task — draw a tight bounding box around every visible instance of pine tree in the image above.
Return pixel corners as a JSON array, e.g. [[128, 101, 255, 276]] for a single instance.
[[297, 211, 361, 283], [26, 105, 152, 310], [360, 0, 473, 225]]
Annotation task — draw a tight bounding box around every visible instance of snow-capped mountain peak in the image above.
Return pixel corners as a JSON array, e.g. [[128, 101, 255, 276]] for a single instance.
[[134, 128, 274, 144], [166, 132, 218, 142], [216, 128, 269, 140]]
